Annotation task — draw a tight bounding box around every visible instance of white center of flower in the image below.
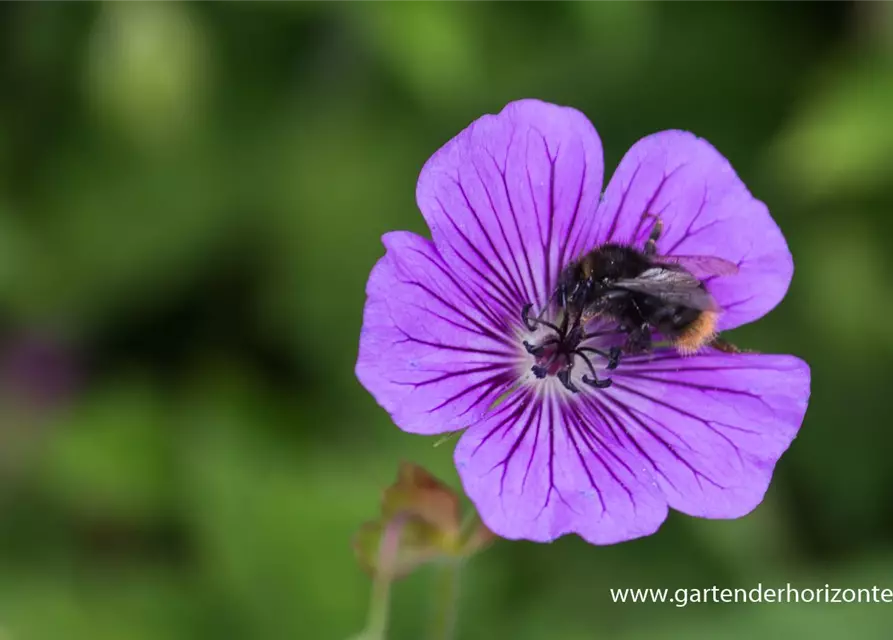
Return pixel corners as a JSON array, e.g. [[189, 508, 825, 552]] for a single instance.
[[519, 307, 621, 394]]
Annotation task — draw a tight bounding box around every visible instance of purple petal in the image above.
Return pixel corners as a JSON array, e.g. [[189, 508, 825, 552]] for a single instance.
[[416, 99, 605, 311], [601, 352, 810, 518], [592, 131, 792, 331], [356, 232, 518, 435], [454, 388, 668, 544]]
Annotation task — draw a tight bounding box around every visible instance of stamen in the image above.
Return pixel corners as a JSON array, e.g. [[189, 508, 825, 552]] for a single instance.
[[521, 303, 563, 334], [521, 302, 618, 393], [523, 338, 557, 356], [557, 369, 579, 393], [607, 346, 621, 370], [577, 346, 622, 370], [582, 374, 613, 389], [521, 303, 538, 332], [576, 350, 613, 389]]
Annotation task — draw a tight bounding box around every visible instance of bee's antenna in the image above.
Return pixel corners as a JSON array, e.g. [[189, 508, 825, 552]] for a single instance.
[[540, 287, 561, 318]]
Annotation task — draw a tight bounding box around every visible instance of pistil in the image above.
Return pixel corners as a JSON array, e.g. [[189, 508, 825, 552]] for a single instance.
[[520, 305, 621, 393]]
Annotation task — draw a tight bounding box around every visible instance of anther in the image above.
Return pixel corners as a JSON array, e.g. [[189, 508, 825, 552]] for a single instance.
[[582, 374, 613, 389], [531, 365, 548, 379], [575, 346, 623, 371], [523, 338, 558, 356], [557, 370, 579, 393], [521, 302, 563, 335], [576, 349, 614, 390]]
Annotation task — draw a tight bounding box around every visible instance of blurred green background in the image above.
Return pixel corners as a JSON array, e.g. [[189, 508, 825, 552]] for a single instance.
[[0, 2, 892, 639]]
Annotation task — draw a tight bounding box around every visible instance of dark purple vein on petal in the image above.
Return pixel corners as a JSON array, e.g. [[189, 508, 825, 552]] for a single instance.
[[431, 237, 518, 325], [564, 399, 637, 505], [432, 196, 524, 314], [521, 159, 545, 306], [574, 394, 624, 447], [397, 274, 513, 348], [663, 185, 710, 256], [467, 161, 530, 306], [629, 164, 687, 243], [477, 391, 536, 496], [560, 402, 611, 514], [619, 372, 775, 416], [616, 352, 692, 368], [426, 372, 515, 418], [524, 131, 546, 267], [451, 176, 529, 308], [406, 246, 513, 334], [481, 135, 537, 304], [621, 362, 791, 374], [523, 135, 546, 303], [540, 137, 559, 299], [389, 362, 511, 389], [473, 388, 529, 457], [401, 298, 512, 349], [583, 395, 683, 494], [557, 154, 588, 277], [610, 380, 746, 470], [717, 294, 759, 313], [604, 163, 642, 243], [539, 396, 580, 519], [520, 394, 543, 494], [600, 394, 720, 493], [487, 130, 542, 307], [392, 324, 513, 359]]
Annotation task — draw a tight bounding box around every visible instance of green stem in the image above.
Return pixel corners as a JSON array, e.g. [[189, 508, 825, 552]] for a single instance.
[[458, 509, 481, 542], [362, 513, 409, 640], [426, 508, 481, 640], [428, 560, 462, 640]]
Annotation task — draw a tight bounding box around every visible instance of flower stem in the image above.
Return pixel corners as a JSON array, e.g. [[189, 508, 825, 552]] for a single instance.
[[361, 513, 409, 640], [428, 560, 462, 640]]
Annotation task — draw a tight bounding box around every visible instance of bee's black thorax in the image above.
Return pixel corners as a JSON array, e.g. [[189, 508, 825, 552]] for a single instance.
[[579, 244, 652, 281], [555, 242, 708, 353], [557, 244, 653, 318]]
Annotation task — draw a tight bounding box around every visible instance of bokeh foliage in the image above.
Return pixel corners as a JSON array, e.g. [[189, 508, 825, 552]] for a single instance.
[[1, 2, 892, 639]]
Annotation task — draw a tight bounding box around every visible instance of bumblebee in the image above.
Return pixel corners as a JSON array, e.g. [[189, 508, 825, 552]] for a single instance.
[[542, 218, 741, 356]]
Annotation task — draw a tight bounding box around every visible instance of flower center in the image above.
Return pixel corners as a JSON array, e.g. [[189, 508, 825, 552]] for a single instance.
[[520, 304, 621, 393]]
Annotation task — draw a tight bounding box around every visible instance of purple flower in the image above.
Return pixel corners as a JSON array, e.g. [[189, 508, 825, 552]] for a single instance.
[[356, 99, 810, 544]]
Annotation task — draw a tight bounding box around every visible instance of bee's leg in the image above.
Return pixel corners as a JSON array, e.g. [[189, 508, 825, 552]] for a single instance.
[[644, 216, 664, 256], [625, 325, 653, 354], [559, 306, 571, 335], [607, 346, 622, 370], [710, 337, 753, 354]]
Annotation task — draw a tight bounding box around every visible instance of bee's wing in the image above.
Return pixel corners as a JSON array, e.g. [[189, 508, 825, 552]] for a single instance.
[[658, 255, 739, 278], [614, 268, 718, 311]]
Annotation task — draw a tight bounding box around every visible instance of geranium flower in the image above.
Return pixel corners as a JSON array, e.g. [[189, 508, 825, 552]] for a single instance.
[[356, 99, 810, 544]]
